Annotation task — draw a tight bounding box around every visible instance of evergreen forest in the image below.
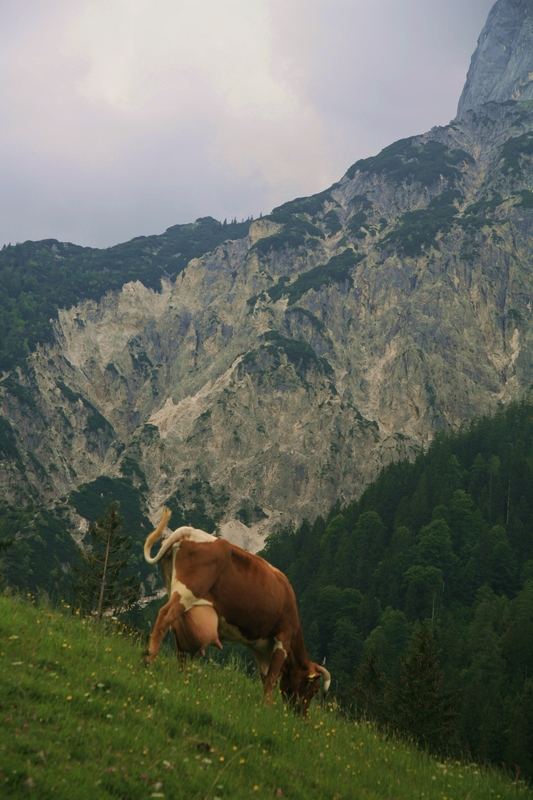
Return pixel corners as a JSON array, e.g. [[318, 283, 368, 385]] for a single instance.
[[262, 400, 533, 779]]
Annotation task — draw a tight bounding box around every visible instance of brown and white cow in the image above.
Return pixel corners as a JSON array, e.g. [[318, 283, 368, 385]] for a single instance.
[[143, 508, 330, 713]]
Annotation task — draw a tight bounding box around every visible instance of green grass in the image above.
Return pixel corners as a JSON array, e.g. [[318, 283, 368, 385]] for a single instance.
[[0, 596, 531, 800]]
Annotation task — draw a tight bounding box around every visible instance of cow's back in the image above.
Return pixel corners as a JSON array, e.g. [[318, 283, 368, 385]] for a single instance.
[[213, 544, 300, 640], [172, 537, 300, 641]]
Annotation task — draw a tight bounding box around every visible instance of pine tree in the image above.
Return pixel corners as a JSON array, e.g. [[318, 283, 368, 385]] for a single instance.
[[0, 536, 13, 587], [461, 588, 510, 762], [392, 624, 457, 751], [352, 511, 387, 593], [74, 503, 139, 619], [487, 454, 501, 523], [364, 607, 409, 684], [353, 649, 387, 724], [416, 517, 458, 582], [329, 617, 363, 702], [505, 679, 533, 779], [403, 564, 443, 620]]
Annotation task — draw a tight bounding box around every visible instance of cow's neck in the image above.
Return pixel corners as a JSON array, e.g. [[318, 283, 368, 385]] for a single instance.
[[290, 625, 311, 670]]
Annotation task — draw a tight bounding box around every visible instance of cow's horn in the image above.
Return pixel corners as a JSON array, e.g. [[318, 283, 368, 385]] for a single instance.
[[316, 664, 331, 694]]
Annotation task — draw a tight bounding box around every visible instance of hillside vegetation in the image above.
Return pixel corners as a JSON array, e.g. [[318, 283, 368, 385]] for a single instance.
[[1, 595, 531, 800], [263, 401, 533, 779], [0, 216, 251, 372]]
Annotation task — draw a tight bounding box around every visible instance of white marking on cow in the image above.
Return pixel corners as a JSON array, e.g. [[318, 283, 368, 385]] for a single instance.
[[170, 578, 213, 612], [145, 522, 217, 565], [166, 526, 217, 547], [273, 638, 287, 658], [251, 638, 274, 678], [166, 533, 219, 611], [255, 650, 271, 676]]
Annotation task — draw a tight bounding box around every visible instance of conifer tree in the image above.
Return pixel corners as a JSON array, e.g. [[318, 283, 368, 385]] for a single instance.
[[392, 624, 457, 751], [74, 502, 139, 619], [353, 649, 387, 724], [329, 616, 363, 701], [505, 679, 533, 779], [352, 511, 387, 592], [0, 536, 13, 587]]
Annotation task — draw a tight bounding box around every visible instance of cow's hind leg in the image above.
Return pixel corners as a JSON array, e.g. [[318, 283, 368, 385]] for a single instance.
[[262, 637, 289, 705], [144, 594, 183, 665]]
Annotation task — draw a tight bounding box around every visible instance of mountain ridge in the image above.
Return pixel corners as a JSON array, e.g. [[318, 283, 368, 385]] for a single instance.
[[0, 1, 532, 550]]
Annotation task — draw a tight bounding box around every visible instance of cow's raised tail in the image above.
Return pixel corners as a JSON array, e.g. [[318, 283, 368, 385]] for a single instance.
[[144, 507, 173, 564]]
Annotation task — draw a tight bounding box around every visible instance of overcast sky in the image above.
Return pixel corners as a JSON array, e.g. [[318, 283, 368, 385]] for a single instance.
[[0, 0, 494, 249]]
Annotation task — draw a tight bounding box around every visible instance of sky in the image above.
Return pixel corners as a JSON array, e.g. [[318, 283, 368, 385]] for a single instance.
[[0, 0, 495, 249]]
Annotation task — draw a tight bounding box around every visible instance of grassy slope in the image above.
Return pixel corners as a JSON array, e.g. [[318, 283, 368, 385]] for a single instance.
[[0, 596, 531, 800]]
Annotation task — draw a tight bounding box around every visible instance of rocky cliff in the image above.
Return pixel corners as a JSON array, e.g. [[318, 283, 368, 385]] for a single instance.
[[458, 0, 533, 115], [0, 1, 532, 552]]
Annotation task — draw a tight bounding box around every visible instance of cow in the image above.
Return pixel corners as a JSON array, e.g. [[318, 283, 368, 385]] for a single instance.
[[143, 507, 331, 714]]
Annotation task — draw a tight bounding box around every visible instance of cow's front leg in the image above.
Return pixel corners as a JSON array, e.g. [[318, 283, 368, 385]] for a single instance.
[[252, 643, 272, 688], [262, 638, 288, 705], [144, 594, 183, 665]]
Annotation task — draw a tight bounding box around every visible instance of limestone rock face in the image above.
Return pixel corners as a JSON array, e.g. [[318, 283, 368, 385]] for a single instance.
[[458, 0, 533, 116], [1, 101, 531, 549]]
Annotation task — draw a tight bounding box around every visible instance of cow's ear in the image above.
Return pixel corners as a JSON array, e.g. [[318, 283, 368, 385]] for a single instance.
[[307, 671, 320, 681]]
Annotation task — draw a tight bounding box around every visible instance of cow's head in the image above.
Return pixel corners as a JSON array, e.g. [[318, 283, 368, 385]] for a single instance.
[[280, 662, 331, 715]]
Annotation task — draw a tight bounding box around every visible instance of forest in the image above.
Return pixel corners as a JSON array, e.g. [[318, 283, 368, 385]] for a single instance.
[[262, 400, 533, 779]]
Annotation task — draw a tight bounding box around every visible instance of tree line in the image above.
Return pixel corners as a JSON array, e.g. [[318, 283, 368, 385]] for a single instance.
[[262, 400, 533, 779]]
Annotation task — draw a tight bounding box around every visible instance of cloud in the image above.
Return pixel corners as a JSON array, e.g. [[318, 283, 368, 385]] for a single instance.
[[0, 0, 494, 247]]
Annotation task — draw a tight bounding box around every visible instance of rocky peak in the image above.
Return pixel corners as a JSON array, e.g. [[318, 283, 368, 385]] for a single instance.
[[457, 0, 533, 117]]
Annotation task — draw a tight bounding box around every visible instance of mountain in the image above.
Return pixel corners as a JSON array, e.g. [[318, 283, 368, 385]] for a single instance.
[[458, 0, 533, 116], [0, 0, 532, 552]]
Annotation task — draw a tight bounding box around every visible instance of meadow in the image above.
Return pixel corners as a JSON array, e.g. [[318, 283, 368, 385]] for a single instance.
[[1, 594, 531, 799]]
